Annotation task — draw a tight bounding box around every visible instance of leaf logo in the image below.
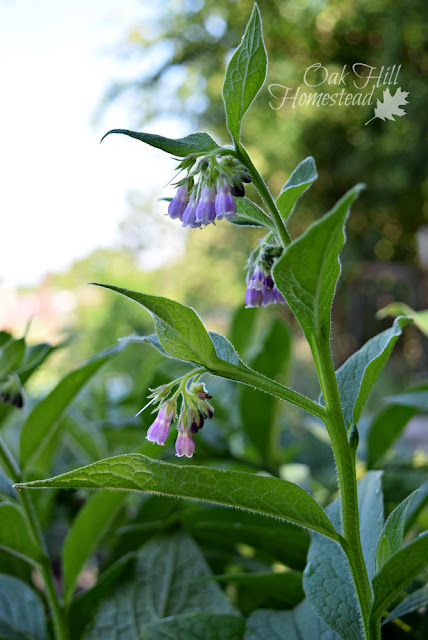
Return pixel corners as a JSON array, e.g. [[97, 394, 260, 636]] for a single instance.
[[365, 87, 409, 125]]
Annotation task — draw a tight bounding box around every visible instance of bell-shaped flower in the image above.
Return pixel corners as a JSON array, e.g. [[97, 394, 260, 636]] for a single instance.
[[146, 405, 174, 445]]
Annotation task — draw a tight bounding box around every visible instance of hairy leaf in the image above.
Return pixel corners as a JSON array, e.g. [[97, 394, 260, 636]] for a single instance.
[[100, 129, 220, 156], [16, 454, 338, 541], [273, 185, 363, 343], [94, 285, 217, 367], [231, 198, 276, 231], [0, 574, 47, 640], [371, 532, 428, 622], [222, 4, 267, 141], [375, 490, 419, 572], [83, 532, 239, 638], [276, 156, 318, 222], [245, 599, 341, 640], [335, 316, 412, 428]]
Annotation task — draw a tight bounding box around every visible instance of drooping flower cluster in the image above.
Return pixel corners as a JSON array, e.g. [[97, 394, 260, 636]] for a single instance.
[[144, 378, 214, 458], [167, 153, 251, 228], [245, 240, 285, 308]]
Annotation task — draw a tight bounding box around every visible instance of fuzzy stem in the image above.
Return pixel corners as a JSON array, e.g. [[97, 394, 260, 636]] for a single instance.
[[310, 337, 376, 639], [233, 143, 291, 248]]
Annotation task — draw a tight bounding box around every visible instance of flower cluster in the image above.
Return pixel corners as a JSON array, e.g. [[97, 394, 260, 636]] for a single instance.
[[245, 241, 285, 308], [144, 378, 214, 458], [167, 153, 251, 228]]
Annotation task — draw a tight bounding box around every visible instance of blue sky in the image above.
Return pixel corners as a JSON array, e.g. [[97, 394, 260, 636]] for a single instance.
[[0, 0, 186, 287]]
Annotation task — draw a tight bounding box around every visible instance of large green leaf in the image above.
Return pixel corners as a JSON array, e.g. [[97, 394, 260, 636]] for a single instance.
[[94, 285, 217, 367], [20, 344, 123, 473], [100, 129, 220, 156], [0, 337, 26, 378], [240, 319, 290, 468], [375, 490, 419, 572], [231, 198, 276, 231], [245, 599, 341, 640], [16, 454, 339, 540], [83, 532, 240, 638], [215, 570, 304, 611], [371, 532, 428, 623], [0, 573, 47, 640], [273, 185, 363, 343], [222, 4, 267, 141], [303, 472, 383, 639], [276, 156, 318, 222], [229, 306, 258, 361], [0, 469, 16, 501], [0, 502, 43, 565], [139, 614, 245, 640], [63, 491, 125, 602], [335, 316, 412, 429], [383, 585, 428, 625]]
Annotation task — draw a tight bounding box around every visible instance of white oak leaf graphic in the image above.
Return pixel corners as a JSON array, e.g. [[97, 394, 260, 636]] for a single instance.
[[365, 87, 409, 125]]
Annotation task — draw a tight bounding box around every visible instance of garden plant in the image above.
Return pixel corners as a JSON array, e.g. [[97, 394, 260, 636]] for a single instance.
[[1, 4, 427, 639]]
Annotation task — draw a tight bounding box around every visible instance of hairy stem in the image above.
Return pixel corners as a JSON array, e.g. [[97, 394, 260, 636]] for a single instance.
[[310, 337, 376, 639], [233, 143, 291, 248], [0, 434, 68, 640], [211, 361, 326, 421]]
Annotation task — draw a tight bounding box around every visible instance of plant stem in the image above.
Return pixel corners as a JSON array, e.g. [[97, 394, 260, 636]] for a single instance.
[[211, 361, 327, 421], [233, 143, 291, 248], [310, 337, 375, 639], [0, 434, 68, 640]]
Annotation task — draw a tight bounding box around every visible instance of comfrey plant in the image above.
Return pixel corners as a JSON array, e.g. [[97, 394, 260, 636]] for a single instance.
[[1, 5, 426, 640]]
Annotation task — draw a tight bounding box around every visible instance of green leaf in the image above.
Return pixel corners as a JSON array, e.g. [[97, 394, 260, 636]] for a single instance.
[[16, 454, 339, 541], [0, 574, 47, 640], [184, 506, 309, 570], [371, 532, 428, 622], [20, 344, 123, 473], [230, 198, 276, 231], [367, 404, 416, 468], [377, 302, 428, 335], [140, 614, 245, 640], [229, 306, 258, 361], [240, 319, 290, 467], [0, 503, 43, 565], [304, 472, 383, 639], [375, 490, 419, 572], [222, 4, 267, 141], [335, 316, 412, 429], [0, 337, 26, 378], [273, 185, 363, 343], [276, 157, 318, 222], [94, 285, 218, 367], [384, 390, 428, 411], [215, 570, 304, 610], [63, 491, 126, 602], [405, 481, 428, 531], [245, 599, 341, 640], [100, 129, 221, 157], [83, 532, 239, 638], [383, 585, 428, 625]]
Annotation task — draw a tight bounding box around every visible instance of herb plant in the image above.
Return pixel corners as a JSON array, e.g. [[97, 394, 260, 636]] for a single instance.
[[1, 5, 427, 640]]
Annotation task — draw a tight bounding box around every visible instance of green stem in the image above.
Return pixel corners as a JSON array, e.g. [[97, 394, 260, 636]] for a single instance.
[[310, 337, 375, 639], [233, 143, 291, 248], [210, 361, 326, 421], [0, 435, 68, 640]]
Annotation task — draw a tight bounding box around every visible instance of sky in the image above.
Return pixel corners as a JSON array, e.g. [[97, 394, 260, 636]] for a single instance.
[[0, 0, 186, 288]]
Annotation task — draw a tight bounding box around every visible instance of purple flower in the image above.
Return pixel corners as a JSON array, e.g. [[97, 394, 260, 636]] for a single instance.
[[195, 185, 216, 225], [168, 184, 189, 221], [175, 426, 195, 458], [146, 406, 174, 445], [215, 180, 236, 220], [245, 269, 285, 308], [245, 287, 263, 308], [182, 195, 200, 228]]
